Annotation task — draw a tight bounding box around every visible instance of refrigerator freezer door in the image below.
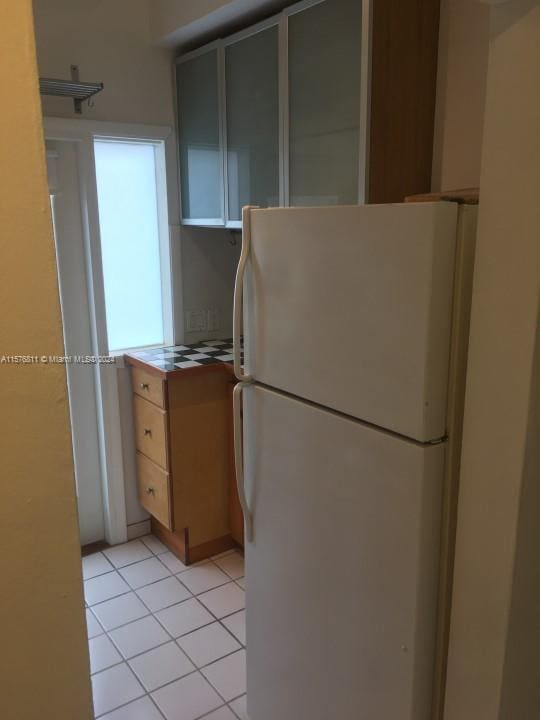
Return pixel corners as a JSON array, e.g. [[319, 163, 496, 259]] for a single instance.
[[243, 384, 444, 720], [243, 202, 458, 442]]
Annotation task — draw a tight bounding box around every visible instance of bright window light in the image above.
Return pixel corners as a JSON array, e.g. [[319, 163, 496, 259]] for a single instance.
[[94, 139, 167, 352]]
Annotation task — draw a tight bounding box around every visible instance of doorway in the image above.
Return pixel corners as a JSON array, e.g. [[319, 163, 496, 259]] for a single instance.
[[44, 117, 177, 548], [48, 140, 105, 545]]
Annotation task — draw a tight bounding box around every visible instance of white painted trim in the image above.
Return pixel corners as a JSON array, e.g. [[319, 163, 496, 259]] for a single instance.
[[181, 218, 226, 227], [358, 0, 373, 204], [44, 117, 171, 142], [154, 141, 175, 347], [278, 14, 289, 207], [283, 0, 326, 17], [226, 220, 243, 230], [43, 116, 177, 546], [218, 41, 228, 226], [77, 136, 128, 546], [222, 12, 281, 47], [175, 38, 221, 65]]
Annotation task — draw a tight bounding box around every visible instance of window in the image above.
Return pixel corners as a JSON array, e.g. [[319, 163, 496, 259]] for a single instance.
[[93, 139, 171, 352]]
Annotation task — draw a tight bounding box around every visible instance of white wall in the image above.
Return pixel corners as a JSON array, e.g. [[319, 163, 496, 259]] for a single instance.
[[432, 0, 490, 191], [444, 1, 540, 718], [181, 228, 241, 344], [33, 0, 175, 127]]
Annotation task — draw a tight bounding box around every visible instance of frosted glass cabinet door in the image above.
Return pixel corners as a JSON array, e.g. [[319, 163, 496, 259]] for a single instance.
[[177, 49, 223, 221], [225, 26, 279, 221], [288, 0, 362, 207]]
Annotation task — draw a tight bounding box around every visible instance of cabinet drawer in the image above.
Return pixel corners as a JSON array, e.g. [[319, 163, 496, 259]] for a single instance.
[[132, 366, 165, 408], [133, 395, 168, 469], [137, 452, 172, 530]]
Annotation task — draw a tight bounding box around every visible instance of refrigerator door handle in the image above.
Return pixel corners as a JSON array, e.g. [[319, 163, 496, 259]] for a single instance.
[[233, 381, 254, 542], [233, 205, 258, 383]]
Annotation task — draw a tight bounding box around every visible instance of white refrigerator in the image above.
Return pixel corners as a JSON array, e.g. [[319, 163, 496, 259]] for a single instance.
[[232, 202, 477, 720]]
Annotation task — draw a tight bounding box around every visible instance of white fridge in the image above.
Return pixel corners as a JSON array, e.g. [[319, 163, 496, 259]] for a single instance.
[[232, 202, 478, 720]]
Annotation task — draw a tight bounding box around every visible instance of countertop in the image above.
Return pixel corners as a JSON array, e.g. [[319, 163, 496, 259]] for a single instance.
[[124, 338, 242, 378]]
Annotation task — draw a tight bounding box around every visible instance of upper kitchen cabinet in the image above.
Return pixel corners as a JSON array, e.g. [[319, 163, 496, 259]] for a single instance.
[[175, 0, 440, 226], [225, 23, 280, 222], [288, 0, 362, 207], [176, 47, 223, 224]]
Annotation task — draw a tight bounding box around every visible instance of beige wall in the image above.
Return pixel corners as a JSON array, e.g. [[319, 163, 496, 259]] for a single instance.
[[444, 1, 540, 718], [432, 0, 490, 191], [0, 3, 93, 718]]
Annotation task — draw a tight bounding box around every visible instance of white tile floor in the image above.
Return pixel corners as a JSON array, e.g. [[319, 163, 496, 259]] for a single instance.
[[83, 537, 247, 719]]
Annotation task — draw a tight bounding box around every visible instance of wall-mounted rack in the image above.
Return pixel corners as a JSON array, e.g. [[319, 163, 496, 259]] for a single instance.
[[39, 65, 103, 114]]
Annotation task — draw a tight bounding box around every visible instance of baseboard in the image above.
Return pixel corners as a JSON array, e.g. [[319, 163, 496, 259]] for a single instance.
[[127, 519, 151, 540], [81, 540, 109, 557]]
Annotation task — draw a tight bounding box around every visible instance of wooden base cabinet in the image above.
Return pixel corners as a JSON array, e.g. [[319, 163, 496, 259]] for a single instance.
[[127, 359, 242, 564]]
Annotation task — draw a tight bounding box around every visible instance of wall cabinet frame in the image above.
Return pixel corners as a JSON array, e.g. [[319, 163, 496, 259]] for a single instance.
[[175, 0, 440, 227]]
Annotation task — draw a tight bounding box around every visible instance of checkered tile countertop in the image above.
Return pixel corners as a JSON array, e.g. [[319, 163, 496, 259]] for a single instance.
[[126, 339, 242, 373]]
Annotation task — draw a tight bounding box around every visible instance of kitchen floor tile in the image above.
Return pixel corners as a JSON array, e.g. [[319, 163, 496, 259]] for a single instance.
[[82, 535, 248, 719], [159, 551, 188, 574], [136, 575, 191, 612], [119, 557, 170, 589], [213, 552, 244, 581], [221, 611, 245, 646], [83, 552, 114, 580], [91, 663, 145, 717], [151, 672, 223, 720], [100, 696, 163, 720], [179, 563, 231, 595], [229, 695, 248, 720], [85, 571, 131, 606], [104, 540, 153, 569], [203, 707, 237, 720], [141, 535, 168, 555], [235, 578, 246, 590], [109, 615, 170, 659], [177, 622, 241, 668], [86, 608, 104, 639], [91, 592, 149, 631], [198, 583, 245, 619], [89, 634, 122, 674], [201, 650, 246, 702], [128, 641, 195, 691], [156, 598, 214, 638]]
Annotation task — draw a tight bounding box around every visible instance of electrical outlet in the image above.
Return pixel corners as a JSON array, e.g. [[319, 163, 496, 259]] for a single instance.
[[207, 308, 220, 332], [185, 310, 207, 333]]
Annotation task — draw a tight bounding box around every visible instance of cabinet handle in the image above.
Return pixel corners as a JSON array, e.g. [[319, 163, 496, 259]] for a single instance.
[[233, 205, 258, 383], [145, 487, 155, 495], [143, 428, 152, 437], [140, 382, 149, 390], [233, 382, 253, 542]]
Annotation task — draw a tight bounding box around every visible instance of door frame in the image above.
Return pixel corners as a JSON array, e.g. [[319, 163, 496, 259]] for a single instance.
[[44, 116, 180, 545]]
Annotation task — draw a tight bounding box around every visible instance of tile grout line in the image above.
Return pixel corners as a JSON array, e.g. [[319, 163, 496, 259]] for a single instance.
[[88, 539, 246, 719]]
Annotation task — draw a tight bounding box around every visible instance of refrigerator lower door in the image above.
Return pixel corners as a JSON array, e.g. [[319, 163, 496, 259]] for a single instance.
[[243, 384, 444, 720], [243, 202, 458, 442]]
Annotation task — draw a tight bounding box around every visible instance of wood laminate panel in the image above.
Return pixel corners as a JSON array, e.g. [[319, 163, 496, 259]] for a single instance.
[[369, 0, 440, 203], [136, 452, 173, 530]]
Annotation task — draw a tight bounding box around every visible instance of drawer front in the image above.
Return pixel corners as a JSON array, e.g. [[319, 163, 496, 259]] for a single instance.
[[132, 366, 165, 409], [133, 395, 168, 469], [136, 452, 172, 530]]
